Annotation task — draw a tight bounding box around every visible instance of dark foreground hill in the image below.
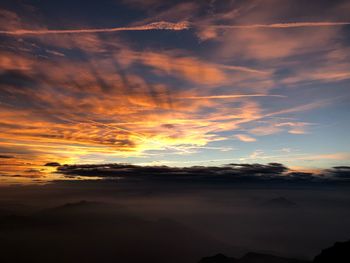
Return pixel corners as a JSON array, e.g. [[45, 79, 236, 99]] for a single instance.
[[313, 240, 350, 263], [199, 240, 350, 263], [199, 252, 309, 263]]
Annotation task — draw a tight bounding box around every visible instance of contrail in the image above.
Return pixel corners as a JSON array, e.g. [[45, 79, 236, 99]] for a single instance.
[[219, 64, 270, 75], [213, 21, 350, 29], [2, 21, 346, 36], [184, 94, 286, 99], [0, 21, 189, 36]]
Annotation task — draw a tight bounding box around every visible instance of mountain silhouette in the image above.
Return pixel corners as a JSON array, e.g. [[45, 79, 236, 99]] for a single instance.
[[239, 252, 309, 263], [313, 240, 350, 263], [198, 252, 309, 263], [198, 240, 350, 263]]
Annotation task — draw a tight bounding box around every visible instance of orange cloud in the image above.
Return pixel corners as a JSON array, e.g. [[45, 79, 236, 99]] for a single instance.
[[132, 51, 228, 85], [300, 153, 350, 161], [183, 94, 284, 100], [212, 21, 350, 29], [1, 2, 347, 184], [0, 21, 189, 35]]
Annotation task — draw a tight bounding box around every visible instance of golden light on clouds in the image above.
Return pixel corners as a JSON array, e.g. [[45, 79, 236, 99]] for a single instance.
[[1, 0, 350, 183]]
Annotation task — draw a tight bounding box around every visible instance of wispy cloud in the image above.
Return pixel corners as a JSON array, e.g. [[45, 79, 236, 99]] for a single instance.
[[0, 21, 189, 35], [266, 100, 332, 117], [234, 134, 256, 142], [300, 153, 350, 161], [212, 21, 350, 29], [183, 94, 285, 100], [3, 20, 347, 37]]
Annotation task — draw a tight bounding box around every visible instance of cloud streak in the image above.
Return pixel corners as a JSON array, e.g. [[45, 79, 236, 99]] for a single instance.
[[213, 21, 350, 30], [183, 94, 285, 100], [234, 134, 256, 142], [0, 21, 189, 35], [2, 20, 346, 37]]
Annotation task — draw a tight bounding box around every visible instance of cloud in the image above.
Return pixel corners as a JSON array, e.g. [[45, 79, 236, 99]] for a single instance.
[[200, 1, 348, 61], [326, 166, 350, 179], [234, 134, 256, 142], [286, 172, 315, 180], [249, 125, 282, 136], [52, 161, 350, 183], [227, 162, 288, 175], [216, 26, 340, 60], [44, 162, 61, 167], [266, 100, 331, 117], [0, 21, 189, 36], [130, 51, 228, 85], [0, 9, 22, 31], [49, 162, 350, 184], [0, 155, 14, 159], [56, 162, 290, 180], [183, 94, 285, 100], [212, 21, 350, 30], [301, 153, 350, 161], [275, 122, 311, 135]]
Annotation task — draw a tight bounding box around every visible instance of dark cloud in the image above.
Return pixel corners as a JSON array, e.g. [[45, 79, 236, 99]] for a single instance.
[[55, 162, 303, 185], [57, 162, 290, 179], [326, 166, 350, 180], [285, 172, 315, 180], [0, 155, 14, 159], [54, 162, 350, 184], [0, 70, 37, 89], [44, 162, 61, 167], [161, 123, 176, 129], [227, 163, 288, 175]]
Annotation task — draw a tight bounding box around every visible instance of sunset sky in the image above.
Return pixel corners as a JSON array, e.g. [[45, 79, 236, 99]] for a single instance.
[[0, 0, 350, 183]]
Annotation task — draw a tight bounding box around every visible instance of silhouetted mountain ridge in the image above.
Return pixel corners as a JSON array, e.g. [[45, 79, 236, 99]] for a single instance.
[[199, 240, 350, 263], [313, 240, 350, 263], [199, 252, 309, 263]]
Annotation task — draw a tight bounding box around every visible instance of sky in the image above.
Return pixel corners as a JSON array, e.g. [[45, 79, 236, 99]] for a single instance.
[[0, 0, 350, 183]]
